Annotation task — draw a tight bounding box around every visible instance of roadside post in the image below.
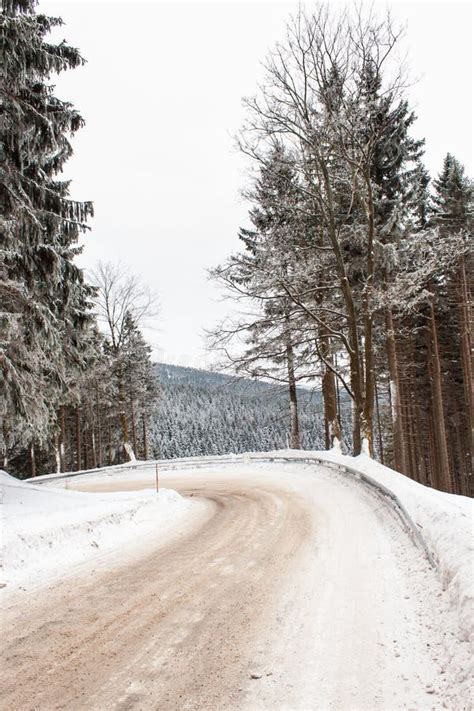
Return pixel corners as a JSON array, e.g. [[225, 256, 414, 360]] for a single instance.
[[155, 461, 159, 493]]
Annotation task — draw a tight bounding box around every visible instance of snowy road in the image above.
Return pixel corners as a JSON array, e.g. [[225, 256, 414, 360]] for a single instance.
[[1, 464, 467, 710]]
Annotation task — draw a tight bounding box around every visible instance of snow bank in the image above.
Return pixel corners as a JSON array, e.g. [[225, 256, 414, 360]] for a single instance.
[[258, 449, 474, 645], [1, 471, 193, 590]]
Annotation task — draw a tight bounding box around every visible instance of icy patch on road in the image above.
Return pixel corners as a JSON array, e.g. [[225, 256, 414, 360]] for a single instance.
[[1, 471, 193, 590]]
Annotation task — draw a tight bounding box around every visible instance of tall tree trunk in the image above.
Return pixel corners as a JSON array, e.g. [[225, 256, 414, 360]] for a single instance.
[[320, 160, 364, 454], [285, 338, 300, 449], [118, 370, 135, 462], [406, 390, 420, 482], [427, 294, 452, 492], [2, 422, 10, 470], [374, 374, 384, 465], [335, 353, 342, 436], [360, 175, 376, 456], [130, 393, 137, 456], [324, 416, 330, 450], [142, 413, 148, 460], [385, 308, 407, 473], [426, 414, 437, 489], [320, 329, 342, 450], [91, 428, 97, 469], [76, 407, 82, 472], [30, 440, 36, 478], [59, 405, 66, 472], [53, 432, 61, 474], [108, 423, 113, 466], [95, 385, 103, 468], [414, 403, 428, 485], [83, 428, 89, 471], [458, 256, 473, 480], [351, 400, 361, 456]]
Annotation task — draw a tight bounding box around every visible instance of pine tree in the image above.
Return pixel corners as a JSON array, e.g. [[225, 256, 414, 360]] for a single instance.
[[432, 154, 473, 228], [357, 62, 425, 473], [121, 313, 158, 459], [431, 155, 473, 493], [1, 0, 93, 467], [211, 144, 308, 449]]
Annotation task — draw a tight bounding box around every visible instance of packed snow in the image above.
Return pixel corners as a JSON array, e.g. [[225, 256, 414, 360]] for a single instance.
[[259, 449, 474, 646], [0, 471, 199, 590]]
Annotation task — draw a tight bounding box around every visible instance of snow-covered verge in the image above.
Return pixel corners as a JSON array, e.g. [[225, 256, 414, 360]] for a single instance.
[[259, 449, 474, 646], [0, 471, 197, 591]]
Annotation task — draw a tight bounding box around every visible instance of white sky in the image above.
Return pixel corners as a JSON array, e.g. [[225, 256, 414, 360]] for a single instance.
[[41, 0, 473, 368]]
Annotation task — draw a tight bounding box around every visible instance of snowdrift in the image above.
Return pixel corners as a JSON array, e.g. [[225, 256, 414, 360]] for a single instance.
[[0, 471, 193, 590]]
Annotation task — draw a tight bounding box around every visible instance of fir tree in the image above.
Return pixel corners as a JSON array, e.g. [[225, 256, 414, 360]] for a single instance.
[[430, 155, 473, 493], [1, 0, 93, 465]]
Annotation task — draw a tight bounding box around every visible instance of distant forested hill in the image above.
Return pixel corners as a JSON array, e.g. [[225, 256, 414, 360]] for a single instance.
[[149, 363, 350, 459]]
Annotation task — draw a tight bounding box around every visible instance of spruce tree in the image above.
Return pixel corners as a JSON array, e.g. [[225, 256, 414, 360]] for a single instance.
[[213, 144, 307, 449], [431, 155, 473, 493], [121, 312, 158, 459], [1, 0, 93, 465], [432, 154, 473, 228]]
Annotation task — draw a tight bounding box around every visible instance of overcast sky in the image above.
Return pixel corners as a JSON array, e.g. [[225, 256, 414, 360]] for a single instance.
[[41, 0, 472, 368]]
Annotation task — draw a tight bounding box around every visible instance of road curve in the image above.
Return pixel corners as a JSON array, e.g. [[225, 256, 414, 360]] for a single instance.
[[0, 464, 465, 710]]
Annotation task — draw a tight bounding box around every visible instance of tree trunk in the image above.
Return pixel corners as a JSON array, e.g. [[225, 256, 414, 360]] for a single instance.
[[335, 353, 342, 436], [385, 308, 407, 473], [118, 371, 135, 462], [427, 295, 452, 492], [360, 175, 376, 456], [426, 413, 437, 488], [458, 257, 473, 481], [76, 408, 82, 472], [352, 402, 361, 456], [83, 428, 89, 471], [286, 338, 300, 449], [53, 432, 61, 474], [30, 440, 36, 478], [320, 160, 364, 454], [108, 423, 113, 466], [324, 416, 330, 450], [95, 385, 103, 468], [142, 413, 148, 460], [374, 374, 384, 465], [130, 394, 137, 456], [320, 330, 342, 451], [59, 405, 66, 472], [91, 428, 97, 469], [2, 422, 10, 470]]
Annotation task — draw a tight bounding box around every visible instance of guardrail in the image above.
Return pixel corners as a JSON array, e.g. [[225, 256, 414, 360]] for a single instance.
[[26, 452, 436, 568]]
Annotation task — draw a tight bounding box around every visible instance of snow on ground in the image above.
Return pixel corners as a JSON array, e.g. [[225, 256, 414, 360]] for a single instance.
[[0, 471, 203, 591], [4, 450, 472, 648], [256, 449, 474, 647], [2, 453, 472, 707]]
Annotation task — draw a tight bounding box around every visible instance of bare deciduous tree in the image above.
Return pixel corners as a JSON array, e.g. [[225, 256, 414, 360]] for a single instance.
[[91, 261, 159, 461]]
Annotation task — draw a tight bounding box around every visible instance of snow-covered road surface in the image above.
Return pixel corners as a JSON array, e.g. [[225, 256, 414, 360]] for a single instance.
[[1, 463, 470, 710]]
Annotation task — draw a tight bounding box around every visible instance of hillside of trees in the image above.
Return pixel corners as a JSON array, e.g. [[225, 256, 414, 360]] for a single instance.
[[149, 363, 353, 458]]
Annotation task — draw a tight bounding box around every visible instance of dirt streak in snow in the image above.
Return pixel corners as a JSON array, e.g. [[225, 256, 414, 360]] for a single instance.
[[1, 465, 469, 710]]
